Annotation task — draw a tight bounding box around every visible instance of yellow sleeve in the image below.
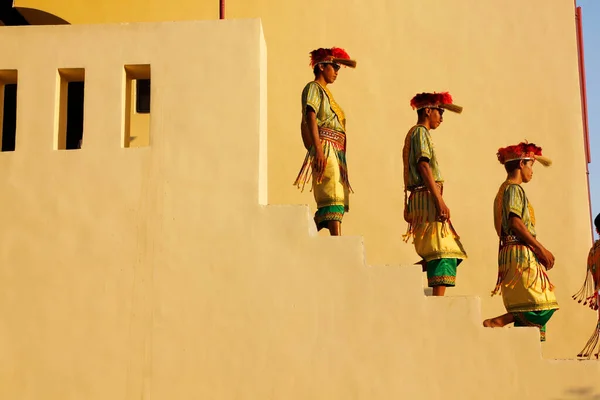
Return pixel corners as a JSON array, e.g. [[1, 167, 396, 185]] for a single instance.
[[301, 82, 323, 115]]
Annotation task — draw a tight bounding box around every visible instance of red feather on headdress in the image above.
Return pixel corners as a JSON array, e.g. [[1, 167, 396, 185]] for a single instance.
[[410, 92, 453, 110], [410, 91, 462, 114], [331, 47, 351, 60], [309, 48, 331, 67], [438, 92, 453, 105], [497, 145, 519, 164], [309, 47, 356, 68], [497, 142, 545, 165], [523, 142, 543, 156]]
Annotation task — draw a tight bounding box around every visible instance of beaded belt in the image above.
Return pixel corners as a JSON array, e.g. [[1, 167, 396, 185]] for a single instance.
[[319, 127, 346, 148], [408, 182, 443, 193], [500, 235, 525, 247]]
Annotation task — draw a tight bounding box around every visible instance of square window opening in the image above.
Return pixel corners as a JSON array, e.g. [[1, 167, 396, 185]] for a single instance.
[[123, 65, 151, 148], [0, 70, 18, 152], [136, 79, 151, 114], [56, 68, 85, 150]]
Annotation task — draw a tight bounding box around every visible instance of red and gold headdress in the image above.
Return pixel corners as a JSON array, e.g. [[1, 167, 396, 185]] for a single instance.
[[497, 141, 552, 167], [309, 47, 357, 68], [410, 92, 463, 114]]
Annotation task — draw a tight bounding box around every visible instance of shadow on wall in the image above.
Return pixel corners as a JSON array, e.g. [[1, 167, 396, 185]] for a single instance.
[[554, 387, 600, 400], [15, 8, 69, 25]]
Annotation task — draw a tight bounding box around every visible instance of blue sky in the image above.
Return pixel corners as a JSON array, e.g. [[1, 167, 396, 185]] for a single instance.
[[579, 0, 600, 236]]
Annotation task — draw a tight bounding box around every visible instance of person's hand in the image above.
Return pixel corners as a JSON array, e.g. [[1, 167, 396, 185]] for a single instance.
[[535, 246, 555, 270], [542, 248, 555, 270], [313, 149, 327, 180], [434, 196, 451, 222]]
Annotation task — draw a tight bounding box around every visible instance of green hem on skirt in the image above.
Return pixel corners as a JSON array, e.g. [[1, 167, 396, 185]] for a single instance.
[[426, 258, 458, 287], [314, 205, 345, 231], [513, 309, 557, 342]]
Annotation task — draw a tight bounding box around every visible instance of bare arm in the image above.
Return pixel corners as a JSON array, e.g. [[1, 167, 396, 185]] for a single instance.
[[300, 120, 311, 150], [585, 250, 600, 291], [305, 109, 326, 176], [305, 110, 320, 151], [417, 159, 449, 221], [595, 261, 600, 290], [509, 214, 555, 270]]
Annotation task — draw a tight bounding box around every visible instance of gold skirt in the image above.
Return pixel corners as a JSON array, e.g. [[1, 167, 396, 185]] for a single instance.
[[313, 144, 349, 210], [403, 187, 467, 262], [493, 243, 559, 313], [294, 128, 352, 211]]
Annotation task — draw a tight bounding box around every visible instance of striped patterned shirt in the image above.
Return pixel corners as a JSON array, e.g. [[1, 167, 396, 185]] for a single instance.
[[501, 184, 536, 237], [406, 125, 443, 188], [301, 82, 345, 133]]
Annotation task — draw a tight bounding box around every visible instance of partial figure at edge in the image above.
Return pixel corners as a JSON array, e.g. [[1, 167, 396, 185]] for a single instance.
[[572, 213, 600, 359], [294, 47, 356, 236], [402, 92, 467, 297], [483, 142, 559, 342]]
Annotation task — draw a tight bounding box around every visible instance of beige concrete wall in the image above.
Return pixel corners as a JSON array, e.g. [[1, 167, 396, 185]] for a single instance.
[[0, 19, 598, 400], [0, 3, 597, 399], [13, 0, 595, 359], [0, 20, 265, 399]]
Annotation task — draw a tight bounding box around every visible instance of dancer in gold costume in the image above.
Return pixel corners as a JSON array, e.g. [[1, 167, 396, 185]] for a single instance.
[[484, 142, 558, 342], [572, 213, 600, 358], [294, 47, 356, 235], [402, 92, 467, 296]]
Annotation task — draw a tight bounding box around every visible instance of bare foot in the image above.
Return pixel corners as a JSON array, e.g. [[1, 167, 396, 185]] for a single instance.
[[483, 319, 503, 328], [483, 313, 514, 328]]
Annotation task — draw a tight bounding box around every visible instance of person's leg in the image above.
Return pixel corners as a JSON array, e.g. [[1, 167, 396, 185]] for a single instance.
[[432, 286, 446, 296], [327, 221, 341, 236], [483, 313, 514, 327], [427, 258, 458, 296], [314, 205, 345, 235]]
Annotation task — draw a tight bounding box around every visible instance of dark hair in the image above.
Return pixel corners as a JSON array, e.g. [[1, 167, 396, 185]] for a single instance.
[[504, 158, 535, 173], [313, 64, 321, 77], [417, 108, 427, 118], [504, 159, 521, 173], [594, 213, 600, 232]]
